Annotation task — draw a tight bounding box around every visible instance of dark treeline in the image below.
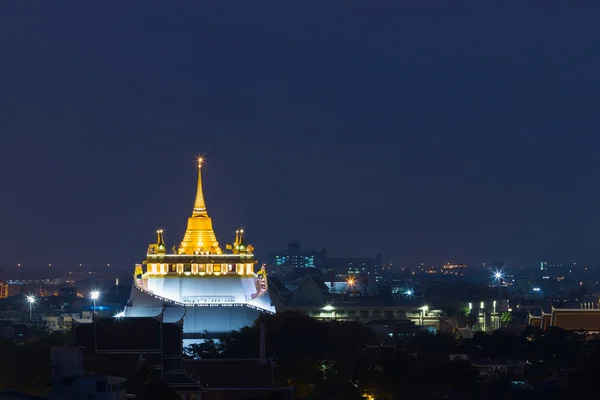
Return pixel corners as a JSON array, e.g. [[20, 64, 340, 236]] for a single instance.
[[2, 312, 600, 399], [187, 311, 600, 399]]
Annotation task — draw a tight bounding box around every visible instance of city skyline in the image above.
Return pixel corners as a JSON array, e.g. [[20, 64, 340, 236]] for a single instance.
[[2, 3, 600, 268]]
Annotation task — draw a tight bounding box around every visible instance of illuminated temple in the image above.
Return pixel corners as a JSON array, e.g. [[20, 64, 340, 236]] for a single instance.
[[123, 158, 275, 341]]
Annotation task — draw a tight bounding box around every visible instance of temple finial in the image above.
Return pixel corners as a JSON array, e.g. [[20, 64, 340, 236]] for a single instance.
[[192, 157, 207, 217], [157, 229, 165, 250]]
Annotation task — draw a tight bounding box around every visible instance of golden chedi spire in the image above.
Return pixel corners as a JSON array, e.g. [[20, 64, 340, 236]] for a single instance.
[[178, 157, 222, 255]]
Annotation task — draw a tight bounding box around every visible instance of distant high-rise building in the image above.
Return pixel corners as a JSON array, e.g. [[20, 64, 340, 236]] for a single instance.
[[268, 242, 327, 270], [326, 254, 383, 278]]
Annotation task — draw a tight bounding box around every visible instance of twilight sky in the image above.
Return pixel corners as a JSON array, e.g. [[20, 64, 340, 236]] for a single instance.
[[1, 2, 600, 270]]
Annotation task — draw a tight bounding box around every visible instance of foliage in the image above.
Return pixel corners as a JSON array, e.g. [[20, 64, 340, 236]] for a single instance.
[[137, 380, 180, 400], [500, 311, 512, 327], [0, 328, 73, 394], [6, 312, 600, 399], [460, 307, 478, 328], [218, 312, 487, 399], [215, 313, 600, 399], [184, 332, 223, 359]]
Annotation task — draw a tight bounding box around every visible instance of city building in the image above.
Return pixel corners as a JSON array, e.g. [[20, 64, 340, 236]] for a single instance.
[[324, 254, 383, 280], [123, 159, 275, 342], [267, 242, 327, 271], [49, 346, 127, 400], [73, 316, 203, 398]]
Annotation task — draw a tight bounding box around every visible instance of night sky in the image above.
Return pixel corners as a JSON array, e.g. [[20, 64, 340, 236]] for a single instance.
[[2, 2, 600, 270]]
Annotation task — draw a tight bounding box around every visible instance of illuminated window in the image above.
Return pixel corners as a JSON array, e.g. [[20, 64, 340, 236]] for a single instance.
[[214, 265, 221, 273]]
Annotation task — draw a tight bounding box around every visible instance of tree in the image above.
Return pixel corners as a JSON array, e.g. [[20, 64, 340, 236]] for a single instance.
[[0, 327, 74, 394], [442, 360, 479, 389], [461, 307, 478, 328], [219, 311, 376, 398], [137, 380, 179, 400], [184, 331, 223, 359], [500, 311, 513, 327]]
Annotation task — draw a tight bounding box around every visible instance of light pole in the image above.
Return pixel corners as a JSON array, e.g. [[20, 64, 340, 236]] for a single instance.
[[91, 290, 100, 315], [494, 271, 504, 303], [26, 295, 35, 323]]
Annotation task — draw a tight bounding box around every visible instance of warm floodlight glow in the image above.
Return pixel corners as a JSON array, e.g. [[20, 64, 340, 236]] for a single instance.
[[91, 291, 100, 300], [197, 156, 204, 167]]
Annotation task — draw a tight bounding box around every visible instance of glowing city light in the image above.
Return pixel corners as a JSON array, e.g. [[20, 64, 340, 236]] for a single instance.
[[406, 289, 413, 296], [26, 295, 35, 322], [91, 290, 100, 315], [323, 305, 334, 311]]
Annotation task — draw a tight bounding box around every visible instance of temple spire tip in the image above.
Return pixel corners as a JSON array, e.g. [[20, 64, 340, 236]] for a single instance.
[[192, 156, 208, 217]]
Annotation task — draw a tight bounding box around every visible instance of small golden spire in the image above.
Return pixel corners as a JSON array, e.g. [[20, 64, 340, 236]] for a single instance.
[[157, 229, 166, 252]]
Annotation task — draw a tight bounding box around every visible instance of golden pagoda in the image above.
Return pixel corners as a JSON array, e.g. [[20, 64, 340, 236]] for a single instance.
[[178, 157, 222, 255], [124, 158, 275, 339]]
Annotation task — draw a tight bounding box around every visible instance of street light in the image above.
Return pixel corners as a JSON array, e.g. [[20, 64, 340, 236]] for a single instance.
[[91, 290, 100, 314], [493, 270, 504, 302], [26, 295, 36, 322]]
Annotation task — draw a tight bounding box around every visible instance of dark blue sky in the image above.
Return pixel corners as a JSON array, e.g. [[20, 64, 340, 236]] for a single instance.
[[1, 2, 600, 269]]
